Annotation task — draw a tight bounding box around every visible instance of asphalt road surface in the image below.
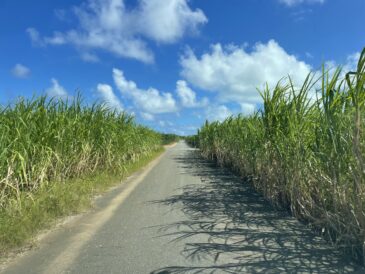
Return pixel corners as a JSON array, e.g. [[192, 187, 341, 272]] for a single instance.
[[2, 141, 363, 273]]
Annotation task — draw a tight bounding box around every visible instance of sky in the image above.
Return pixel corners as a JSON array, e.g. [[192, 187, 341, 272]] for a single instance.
[[1, 0, 364, 135]]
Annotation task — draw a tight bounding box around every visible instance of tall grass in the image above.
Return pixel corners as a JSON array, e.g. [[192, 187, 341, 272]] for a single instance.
[[195, 48, 365, 262], [0, 95, 164, 252], [0, 95, 161, 210]]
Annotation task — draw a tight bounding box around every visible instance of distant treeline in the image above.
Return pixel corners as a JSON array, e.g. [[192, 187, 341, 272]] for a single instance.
[[160, 133, 180, 145]]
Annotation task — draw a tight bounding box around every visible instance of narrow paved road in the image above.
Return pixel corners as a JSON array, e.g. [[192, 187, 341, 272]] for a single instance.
[[2, 142, 363, 273]]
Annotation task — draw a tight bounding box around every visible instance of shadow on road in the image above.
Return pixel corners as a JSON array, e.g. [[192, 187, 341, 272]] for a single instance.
[[150, 149, 361, 273]]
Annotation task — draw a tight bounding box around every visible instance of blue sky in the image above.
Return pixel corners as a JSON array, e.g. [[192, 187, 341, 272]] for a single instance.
[[1, 0, 364, 135]]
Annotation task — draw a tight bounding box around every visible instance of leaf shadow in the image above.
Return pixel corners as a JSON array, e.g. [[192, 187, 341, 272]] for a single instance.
[[150, 149, 362, 274]]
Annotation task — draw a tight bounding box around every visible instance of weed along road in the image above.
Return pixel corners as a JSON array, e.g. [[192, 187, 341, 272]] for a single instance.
[[2, 142, 363, 274]]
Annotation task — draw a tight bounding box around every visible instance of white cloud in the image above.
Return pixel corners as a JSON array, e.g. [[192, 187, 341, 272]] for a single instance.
[[46, 78, 69, 99], [180, 40, 312, 104], [176, 80, 208, 108], [96, 83, 123, 111], [113, 68, 178, 114], [26, 28, 44, 47], [80, 52, 100, 62], [343, 52, 361, 72], [159, 120, 166, 127], [11, 64, 31, 78], [28, 0, 207, 63], [290, 8, 313, 22], [139, 0, 207, 43], [323, 51, 361, 81], [279, 0, 325, 7], [140, 112, 155, 121], [206, 105, 232, 122], [44, 32, 67, 45], [240, 103, 256, 116], [158, 120, 174, 128]]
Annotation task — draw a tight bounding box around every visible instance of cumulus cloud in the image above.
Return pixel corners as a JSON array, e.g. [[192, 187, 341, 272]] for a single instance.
[[46, 78, 69, 99], [279, 0, 325, 6], [176, 80, 208, 108], [96, 83, 123, 111], [343, 52, 361, 72], [322, 52, 361, 82], [240, 103, 256, 116], [113, 68, 178, 114], [180, 40, 312, 104], [11, 64, 31, 78], [139, 0, 207, 43], [206, 105, 232, 122], [27, 0, 207, 63], [140, 112, 155, 121]]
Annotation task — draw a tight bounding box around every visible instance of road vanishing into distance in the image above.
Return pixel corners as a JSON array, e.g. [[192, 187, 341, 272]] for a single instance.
[[2, 142, 363, 274]]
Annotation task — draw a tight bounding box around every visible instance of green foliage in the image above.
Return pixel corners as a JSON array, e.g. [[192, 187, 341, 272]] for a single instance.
[[185, 135, 199, 147], [196, 48, 365, 262], [0, 95, 161, 208], [0, 95, 163, 253], [160, 133, 180, 145], [0, 148, 163, 255], [0, 148, 164, 255]]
